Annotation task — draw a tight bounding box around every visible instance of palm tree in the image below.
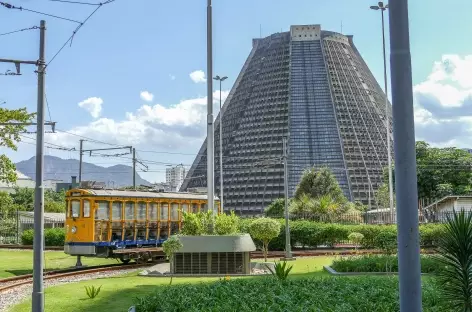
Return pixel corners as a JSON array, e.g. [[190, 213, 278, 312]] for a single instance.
[[312, 195, 340, 222], [436, 209, 472, 311]]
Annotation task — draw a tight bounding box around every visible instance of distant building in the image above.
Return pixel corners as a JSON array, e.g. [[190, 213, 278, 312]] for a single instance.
[[0, 171, 35, 193], [166, 164, 186, 192], [424, 195, 472, 213], [182, 24, 393, 215], [44, 179, 64, 191], [152, 182, 172, 192], [19, 211, 65, 232], [55, 176, 79, 192]]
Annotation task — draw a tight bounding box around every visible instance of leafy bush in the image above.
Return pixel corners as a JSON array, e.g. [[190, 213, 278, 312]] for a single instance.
[[162, 235, 183, 285], [134, 275, 444, 312], [331, 254, 443, 274], [238, 219, 445, 251], [348, 232, 364, 248], [214, 211, 239, 235], [21, 228, 65, 246], [21, 229, 34, 245], [249, 218, 281, 262]]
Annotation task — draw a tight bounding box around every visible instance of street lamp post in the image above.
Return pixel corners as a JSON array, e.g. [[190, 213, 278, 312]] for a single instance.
[[213, 75, 228, 212], [370, 1, 394, 222], [206, 0, 215, 214]]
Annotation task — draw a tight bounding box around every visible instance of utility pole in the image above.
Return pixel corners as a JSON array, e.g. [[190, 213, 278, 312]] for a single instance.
[[0, 21, 47, 311], [79, 139, 84, 183], [206, 0, 215, 214], [282, 137, 293, 260], [213, 75, 227, 211], [32, 20, 46, 312], [389, 0, 422, 311], [132, 148, 136, 188], [370, 1, 394, 222]]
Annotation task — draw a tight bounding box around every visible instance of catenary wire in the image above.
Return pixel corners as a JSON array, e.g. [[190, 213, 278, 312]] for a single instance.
[[0, 25, 39, 37]]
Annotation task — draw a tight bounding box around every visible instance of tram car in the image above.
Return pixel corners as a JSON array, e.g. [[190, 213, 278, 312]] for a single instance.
[[64, 187, 220, 263]]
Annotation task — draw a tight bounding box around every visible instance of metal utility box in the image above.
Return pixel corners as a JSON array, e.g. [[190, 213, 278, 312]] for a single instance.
[[172, 234, 256, 275]]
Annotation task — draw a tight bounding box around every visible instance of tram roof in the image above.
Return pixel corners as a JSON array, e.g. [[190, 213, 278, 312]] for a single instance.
[[68, 188, 219, 201]]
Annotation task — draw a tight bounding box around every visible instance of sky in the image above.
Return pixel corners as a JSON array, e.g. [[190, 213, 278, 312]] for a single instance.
[[1, 0, 472, 183]]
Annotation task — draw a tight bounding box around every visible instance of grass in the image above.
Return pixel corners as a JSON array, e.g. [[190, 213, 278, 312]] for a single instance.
[[8, 257, 333, 312], [0, 249, 117, 279]]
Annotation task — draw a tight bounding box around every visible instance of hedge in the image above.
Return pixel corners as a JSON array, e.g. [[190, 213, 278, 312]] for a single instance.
[[21, 228, 65, 246], [239, 218, 445, 250]]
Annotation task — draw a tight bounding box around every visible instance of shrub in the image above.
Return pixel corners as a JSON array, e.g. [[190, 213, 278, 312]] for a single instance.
[[21, 229, 34, 245], [239, 218, 445, 251], [249, 218, 281, 262], [348, 232, 364, 248], [331, 254, 443, 274], [134, 275, 443, 312], [21, 228, 65, 246], [181, 211, 215, 235], [214, 211, 239, 235]]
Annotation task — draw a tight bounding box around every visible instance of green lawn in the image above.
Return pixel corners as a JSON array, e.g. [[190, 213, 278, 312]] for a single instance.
[[0, 249, 117, 279], [9, 256, 333, 312]]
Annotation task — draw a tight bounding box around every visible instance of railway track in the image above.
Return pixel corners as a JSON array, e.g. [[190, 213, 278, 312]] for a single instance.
[[0, 262, 156, 293]]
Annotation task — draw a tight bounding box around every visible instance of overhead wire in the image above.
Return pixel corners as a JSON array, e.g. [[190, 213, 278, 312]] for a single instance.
[[0, 2, 82, 23], [0, 25, 39, 37]]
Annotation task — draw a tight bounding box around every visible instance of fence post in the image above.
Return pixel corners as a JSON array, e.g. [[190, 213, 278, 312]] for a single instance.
[[16, 208, 20, 245]]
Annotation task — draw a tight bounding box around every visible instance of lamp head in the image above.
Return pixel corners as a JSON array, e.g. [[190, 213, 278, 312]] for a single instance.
[[370, 5, 380, 10], [213, 75, 220, 80], [221, 76, 228, 81]]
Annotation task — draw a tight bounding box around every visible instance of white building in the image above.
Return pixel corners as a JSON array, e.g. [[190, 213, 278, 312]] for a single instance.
[[0, 171, 35, 193], [166, 164, 186, 192], [152, 182, 172, 192], [423, 195, 472, 222]]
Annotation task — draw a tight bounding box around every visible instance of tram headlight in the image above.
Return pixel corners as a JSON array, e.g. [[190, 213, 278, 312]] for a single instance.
[[71, 226, 77, 234]]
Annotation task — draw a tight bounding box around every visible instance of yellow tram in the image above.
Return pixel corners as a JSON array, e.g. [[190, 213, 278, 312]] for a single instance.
[[64, 188, 220, 263]]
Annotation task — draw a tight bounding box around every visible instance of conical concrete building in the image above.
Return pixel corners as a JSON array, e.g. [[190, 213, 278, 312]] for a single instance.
[[181, 25, 393, 216]]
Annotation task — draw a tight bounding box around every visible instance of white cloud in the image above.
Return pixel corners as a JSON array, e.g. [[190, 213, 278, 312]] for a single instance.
[[413, 54, 472, 147], [189, 70, 206, 83], [48, 90, 230, 150], [78, 97, 103, 118], [169, 74, 176, 81], [140, 91, 154, 102]]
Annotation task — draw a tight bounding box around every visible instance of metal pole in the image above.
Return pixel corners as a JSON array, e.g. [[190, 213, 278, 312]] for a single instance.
[[219, 80, 224, 212], [282, 137, 293, 260], [381, 7, 395, 223], [132, 148, 136, 188], [32, 19, 46, 312], [206, 0, 215, 214], [79, 139, 83, 183], [389, 0, 422, 310]]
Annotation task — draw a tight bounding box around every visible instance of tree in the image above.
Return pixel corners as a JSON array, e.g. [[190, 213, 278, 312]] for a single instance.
[[10, 187, 34, 211], [0, 191, 14, 214], [45, 201, 65, 213], [162, 235, 183, 285], [289, 194, 315, 217], [0, 107, 35, 184], [294, 167, 346, 203], [214, 211, 239, 235], [389, 141, 472, 202], [376, 183, 396, 208], [264, 198, 286, 218], [249, 218, 281, 262]]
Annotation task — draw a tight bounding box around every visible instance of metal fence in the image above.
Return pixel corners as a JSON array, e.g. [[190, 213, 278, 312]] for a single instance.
[[0, 211, 64, 245]]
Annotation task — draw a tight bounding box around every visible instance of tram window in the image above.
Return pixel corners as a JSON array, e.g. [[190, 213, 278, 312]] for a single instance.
[[148, 203, 158, 220], [201, 203, 207, 212], [112, 202, 122, 220], [181, 203, 189, 214], [192, 203, 198, 213], [71, 200, 80, 218], [95, 201, 109, 220], [65, 200, 69, 218], [137, 202, 146, 220], [161, 203, 169, 220], [83, 200, 91, 218], [171, 203, 179, 220], [125, 202, 135, 220]]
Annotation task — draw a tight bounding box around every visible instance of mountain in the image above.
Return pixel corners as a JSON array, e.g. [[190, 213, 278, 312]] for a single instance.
[[15, 156, 151, 187]]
